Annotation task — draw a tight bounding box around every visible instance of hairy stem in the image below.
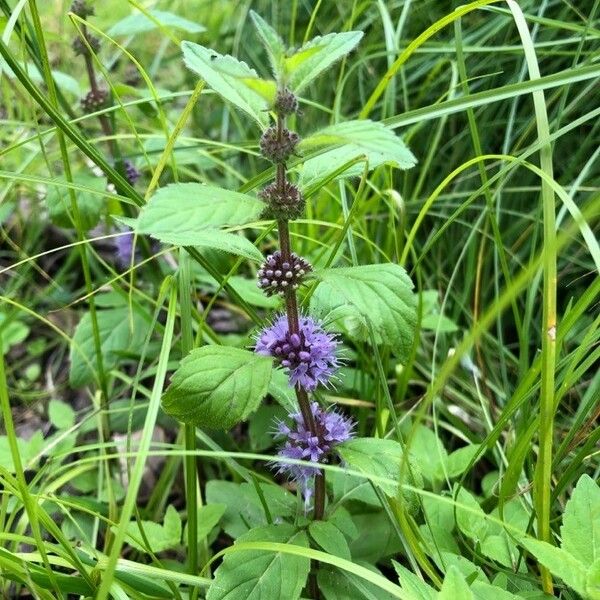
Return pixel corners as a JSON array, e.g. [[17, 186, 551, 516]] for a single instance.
[[273, 113, 325, 522]]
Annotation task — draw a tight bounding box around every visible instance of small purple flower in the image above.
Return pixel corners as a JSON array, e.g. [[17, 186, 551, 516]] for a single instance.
[[124, 159, 140, 186], [273, 402, 354, 505], [255, 315, 339, 391], [114, 228, 135, 267]]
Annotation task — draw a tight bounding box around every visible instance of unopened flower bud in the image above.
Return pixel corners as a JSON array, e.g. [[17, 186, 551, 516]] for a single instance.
[[81, 88, 109, 113], [70, 0, 94, 18], [72, 34, 100, 56], [259, 126, 299, 163], [274, 88, 298, 116], [259, 179, 305, 220]]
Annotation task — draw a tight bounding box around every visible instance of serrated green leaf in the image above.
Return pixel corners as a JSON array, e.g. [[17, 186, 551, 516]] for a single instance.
[[161, 346, 273, 429], [207, 524, 310, 600], [284, 31, 363, 92], [299, 120, 416, 168], [311, 264, 417, 359], [69, 308, 147, 388], [471, 581, 520, 600], [521, 537, 588, 596], [48, 399, 75, 430], [191, 229, 264, 261], [137, 183, 265, 242], [182, 41, 276, 126], [438, 566, 474, 600], [250, 11, 285, 77], [46, 174, 105, 230], [107, 9, 205, 36], [561, 474, 600, 567], [309, 521, 351, 559], [185, 504, 227, 542], [297, 120, 415, 192]]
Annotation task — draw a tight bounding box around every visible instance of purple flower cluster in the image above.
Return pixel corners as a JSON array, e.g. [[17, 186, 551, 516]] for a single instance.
[[255, 315, 339, 391], [273, 402, 354, 503]]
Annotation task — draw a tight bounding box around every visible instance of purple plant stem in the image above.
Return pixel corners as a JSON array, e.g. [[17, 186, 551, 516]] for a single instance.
[[274, 114, 325, 521]]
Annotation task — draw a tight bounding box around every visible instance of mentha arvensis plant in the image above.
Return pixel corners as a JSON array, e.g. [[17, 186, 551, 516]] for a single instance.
[[134, 11, 418, 599]]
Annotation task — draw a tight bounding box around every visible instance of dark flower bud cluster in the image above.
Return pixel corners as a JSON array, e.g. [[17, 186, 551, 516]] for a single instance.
[[257, 251, 312, 296], [274, 87, 299, 116], [72, 34, 100, 56], [259, 179, 305, 220], [81, 89, 109, 113], [70, 0, 94, 18], [259, 126, 299, 164]]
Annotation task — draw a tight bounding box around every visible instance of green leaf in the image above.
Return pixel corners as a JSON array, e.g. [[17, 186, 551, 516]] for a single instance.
[[392, 560, 436, 600], [586, 559, 600, 600], [299, 120, 416, 168], [337, 437, 421, 512], [311, 264, 417, 359], [69, 307, 147, 388], [184, 504, 227, 542], [248, 404, 287, 452], [318, 563, 398, 600], [0, 313, 29, 354], [521, 537, 588, 596], [298, 120, 415, 191], [207, 524, 310, 600], [229, 276, 280, 309], [107, 9, 205, 36], [309, 521, 351, 560], [120, 505, 181, 553], [561, 474, 600, 567], [471, 581, 520, 600], [190, 229, 264, 262], [420, 290, 459, 333], [407, 425, 447, 482], [137, 183, 265, 243], [46, 174, 105, 230], [249, 11, 285, 77], [161, 346, 273, 429], [438, 566, 474, 600], [441, 445, 480, 479], [48, 399, 75, 430], [455, 487, 488, 543], [181, 41, 276, 126], [284, 31, 363, 92]]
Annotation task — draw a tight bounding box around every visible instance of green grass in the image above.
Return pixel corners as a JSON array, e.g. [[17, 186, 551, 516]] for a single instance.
[[0, 0, 598, 598]]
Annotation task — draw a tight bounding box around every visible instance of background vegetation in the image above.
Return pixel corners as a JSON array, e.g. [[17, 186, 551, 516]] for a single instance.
[[0, 0, 598, 598]]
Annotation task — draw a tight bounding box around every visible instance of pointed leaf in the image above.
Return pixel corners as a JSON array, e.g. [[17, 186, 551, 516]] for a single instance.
[[284, 31, 363, 92], [182, 41, 276, 126], [438, 567, 474, 600], [161, 346, 273, 429], [250, 11, 285, 77], [561, 474, 600, 567]]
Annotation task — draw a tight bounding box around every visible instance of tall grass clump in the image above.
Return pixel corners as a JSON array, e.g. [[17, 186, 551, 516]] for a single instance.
[[0, 1, 598, 599]]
